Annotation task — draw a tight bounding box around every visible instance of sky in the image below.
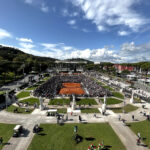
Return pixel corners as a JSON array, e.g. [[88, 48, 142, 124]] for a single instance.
[[0, 0, 150, 63]]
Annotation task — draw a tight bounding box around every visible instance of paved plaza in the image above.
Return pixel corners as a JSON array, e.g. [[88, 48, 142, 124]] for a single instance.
[[0, 100, 150, 150]]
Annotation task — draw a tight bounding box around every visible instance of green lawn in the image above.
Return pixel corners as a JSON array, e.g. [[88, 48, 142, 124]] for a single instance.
[[16, 91, 30, 99], [103, 86, 114, 91], [57, 108, 67, 113], [26, 85, 39, 90], [49, 99, 70, 105], [129, 120, 150, 148], [0, 123, 15, 150], [81, 108, 100, 113], [111, 104, 138, 113], [0, 91, 5, 95], [28, 123, 126, 150], [134, 97, 141, 103], [101, 98, 122, 105], [112, 92, 124, 99], [43, 77, 50, 81], [97, 81, 105, 86], [6, 105, 33, 114], [76, 99, 97, 105], [20, 98, 39, 105], [36, 81, 45, 85]]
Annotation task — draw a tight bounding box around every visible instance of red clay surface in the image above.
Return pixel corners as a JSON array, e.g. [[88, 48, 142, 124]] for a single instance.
[[63, 83, 81, 88], [59, 82, 85, 95]]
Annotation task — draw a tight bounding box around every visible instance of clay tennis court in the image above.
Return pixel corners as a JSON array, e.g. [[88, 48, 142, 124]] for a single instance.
[[59, 82, 85, 95]]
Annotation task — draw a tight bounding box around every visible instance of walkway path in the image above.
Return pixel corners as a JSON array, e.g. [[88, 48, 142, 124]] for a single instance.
[[108, 114, 149, 150]]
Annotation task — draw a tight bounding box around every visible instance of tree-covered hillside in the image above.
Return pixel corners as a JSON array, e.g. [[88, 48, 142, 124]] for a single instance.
[[0, 45, 56, 85]]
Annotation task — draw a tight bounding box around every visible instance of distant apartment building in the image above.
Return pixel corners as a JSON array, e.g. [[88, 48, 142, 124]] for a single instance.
[[114, 64, 134, 73]]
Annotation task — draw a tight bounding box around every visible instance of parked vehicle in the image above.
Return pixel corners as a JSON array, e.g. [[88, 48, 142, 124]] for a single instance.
[[13, 125, 23, 137]]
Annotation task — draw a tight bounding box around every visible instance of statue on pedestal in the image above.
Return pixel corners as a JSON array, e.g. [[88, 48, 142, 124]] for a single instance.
[[130, 90, 134, 103], [120, 88, 123, 93], [72, 95, 75, 110], [16, 82, 20, 92], [39, 97, 44, 110], [102, 95, 107, 115], [5, 91, 11, 105]]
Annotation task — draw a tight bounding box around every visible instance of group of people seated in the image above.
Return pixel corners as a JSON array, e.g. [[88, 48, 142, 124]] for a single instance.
[[33, 74, 111, 98]]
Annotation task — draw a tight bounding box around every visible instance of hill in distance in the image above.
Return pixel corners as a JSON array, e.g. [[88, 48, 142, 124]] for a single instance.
[[0, 45, 56, 63]]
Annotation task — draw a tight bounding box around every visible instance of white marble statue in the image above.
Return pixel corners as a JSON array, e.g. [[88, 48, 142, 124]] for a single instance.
[[104, 95, 107, 105], [130, 90, 134, 103], [5, 91, 11, 105], [120, 88, 123, 93], [72, 95, 75, 110], [102, 95, 107, 115], [102, 103, 106, 115], [39, 97, 44, 110], [16, 82, 20, 91]]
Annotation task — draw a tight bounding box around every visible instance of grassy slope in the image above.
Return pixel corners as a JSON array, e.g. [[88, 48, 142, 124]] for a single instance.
[[0, 123, 16, 150], [20, 98, 39, 105], [49, 99, 70, 105], [6, 105, 33, 114], [26, 85, 39, 90], [112, 104, 138, 113], [16, 91, 30, 99], [129, 120, 150, 148], [28, 123, 126, 150], [112, 92, 124, 99], [101, 98, 122, 105], [57, 109, 67, 113], [76, 99, 97, 105]]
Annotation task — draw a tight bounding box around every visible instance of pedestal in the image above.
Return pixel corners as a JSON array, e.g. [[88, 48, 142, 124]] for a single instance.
[[130, 98, 134, 103], [102, 104, 106, 114]]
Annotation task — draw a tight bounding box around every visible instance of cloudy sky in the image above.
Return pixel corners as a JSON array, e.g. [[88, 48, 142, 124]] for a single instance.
[[0, 0, 150, 63]]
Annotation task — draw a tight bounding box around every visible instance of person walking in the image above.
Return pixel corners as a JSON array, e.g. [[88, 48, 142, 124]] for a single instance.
[[137, 132, 141, 140], [132, 115, 134, 121], [118, 115, 121, 121], [137, 138, 141, 146]]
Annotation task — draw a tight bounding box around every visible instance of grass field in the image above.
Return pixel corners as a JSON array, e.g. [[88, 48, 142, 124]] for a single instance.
[[129, 120, 150, 148], [0, 91, 5, 95], [28, 123, 126, 150], [26, 85, 39, 90], [101, 98, 122, 105], [57, 108, 67, 113], [49, 99, 70, 105], [81, 108, 100, 113], [20, 98, 39, 105], [103, 86, 114, 91], [76, 99, 97, 105], [43, 77, 50, 81], [111, 104, 138, 113], [97, 81, 105, 86], [16, 91, 30, 99], [134, 97, 141, 103], [0, 123, 16, 150], [6, 105, 33, 114], [112, 92, 124, 99], [36, 81, 45, 85]]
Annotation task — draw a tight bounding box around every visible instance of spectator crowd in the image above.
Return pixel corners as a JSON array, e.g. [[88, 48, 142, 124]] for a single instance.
[[34, 74, 111, 98]]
